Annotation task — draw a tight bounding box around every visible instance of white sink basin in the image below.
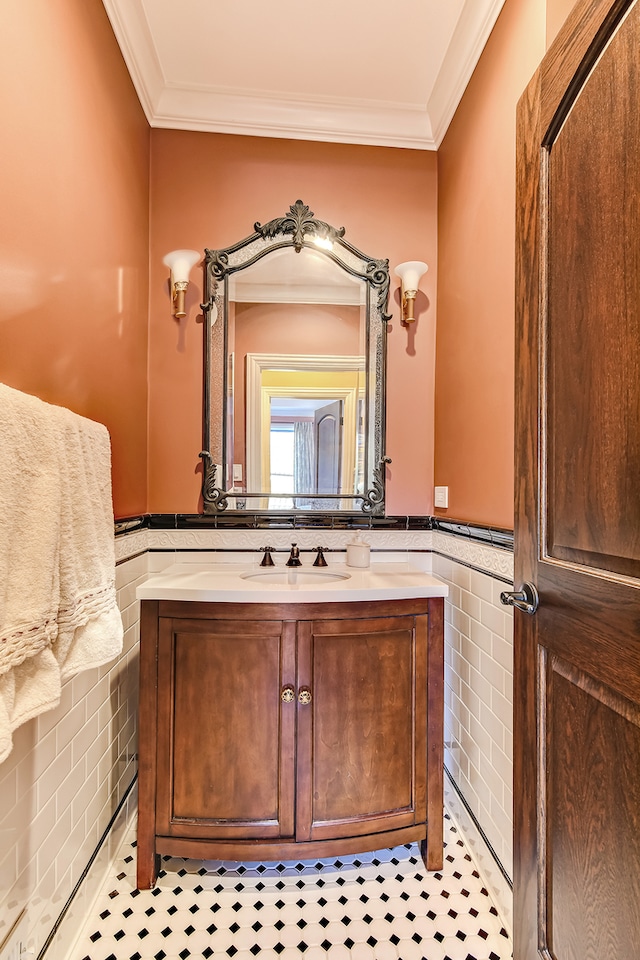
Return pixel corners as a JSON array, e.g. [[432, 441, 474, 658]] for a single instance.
[[242, 569, 351, 584]]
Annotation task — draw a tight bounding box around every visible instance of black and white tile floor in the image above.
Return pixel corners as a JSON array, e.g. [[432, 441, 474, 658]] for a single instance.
[[69, 813, 512, 960]]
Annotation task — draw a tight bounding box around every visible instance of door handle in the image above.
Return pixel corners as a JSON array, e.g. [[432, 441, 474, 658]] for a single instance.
[[500, 581, 539, 615]]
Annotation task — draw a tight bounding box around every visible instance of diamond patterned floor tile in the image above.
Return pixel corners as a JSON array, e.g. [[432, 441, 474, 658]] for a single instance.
[[67, 813, 512, 960]]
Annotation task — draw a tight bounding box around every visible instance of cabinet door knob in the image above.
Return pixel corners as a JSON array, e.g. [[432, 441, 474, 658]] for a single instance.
[[298, 687, 312, 705], [281, 684, 295, 703]]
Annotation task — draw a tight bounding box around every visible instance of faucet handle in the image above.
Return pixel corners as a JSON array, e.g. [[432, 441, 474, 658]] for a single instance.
[[260, 546, 275, 567], [313, 546, 329, 567]]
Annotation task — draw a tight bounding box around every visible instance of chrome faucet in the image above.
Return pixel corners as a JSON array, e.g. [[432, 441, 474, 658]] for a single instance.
[[286, 543, 302, 567], [260, 546, 275, 567]]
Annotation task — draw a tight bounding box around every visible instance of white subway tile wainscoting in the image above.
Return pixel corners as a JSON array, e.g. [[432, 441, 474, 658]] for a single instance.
[[432, 532, 513, 931], [0, 546, 144, 960], [1, 522, 514, 960]]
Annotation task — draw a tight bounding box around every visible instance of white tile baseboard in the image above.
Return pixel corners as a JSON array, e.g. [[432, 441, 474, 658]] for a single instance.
[[444, 772, 513, 937], [0, 534, 145, 960]]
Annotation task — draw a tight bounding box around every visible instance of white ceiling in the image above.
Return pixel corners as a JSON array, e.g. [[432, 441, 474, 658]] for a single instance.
[[102, 0, 506, 151], [232, 248, 363, 304]]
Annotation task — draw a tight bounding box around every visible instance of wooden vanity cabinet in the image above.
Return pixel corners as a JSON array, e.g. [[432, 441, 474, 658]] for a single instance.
[[137, 598, 444, 889]]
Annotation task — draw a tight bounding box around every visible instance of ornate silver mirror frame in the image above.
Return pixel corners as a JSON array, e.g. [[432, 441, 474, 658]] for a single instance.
[[200, 200, 391, 515]]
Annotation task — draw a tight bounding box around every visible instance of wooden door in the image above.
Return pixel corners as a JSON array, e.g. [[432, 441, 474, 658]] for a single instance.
[[155, 617, 296, 841], [314, 399, 342, 494], [295, 615, 427, 843], [515, 1, 640, 957]]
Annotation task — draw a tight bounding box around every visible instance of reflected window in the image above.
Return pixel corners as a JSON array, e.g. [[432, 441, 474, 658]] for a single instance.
[[269, 422, 294, 509]]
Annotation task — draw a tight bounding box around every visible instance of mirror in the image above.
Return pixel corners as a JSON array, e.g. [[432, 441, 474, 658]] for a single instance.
[[200, 201, 391, 515]]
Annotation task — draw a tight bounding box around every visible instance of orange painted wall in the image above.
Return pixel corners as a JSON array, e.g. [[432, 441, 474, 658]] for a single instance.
[[148, 132, 437, 515], [235, 302, 361, 360], [0, 0, 573, 526], [434, 0, 546, 528], [0, 0, 150, 518], [546, 0, 577, 44]]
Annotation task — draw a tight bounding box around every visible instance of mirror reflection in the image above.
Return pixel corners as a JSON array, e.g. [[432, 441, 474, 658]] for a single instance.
[[200, 201, 390, 515]]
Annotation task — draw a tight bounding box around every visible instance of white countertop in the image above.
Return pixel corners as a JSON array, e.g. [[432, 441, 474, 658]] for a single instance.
[[136, 560, 449, 604]]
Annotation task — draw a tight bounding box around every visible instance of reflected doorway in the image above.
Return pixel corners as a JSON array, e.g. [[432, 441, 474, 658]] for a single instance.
[[245, 353, 364, 506], [268, 397, 344, 510]]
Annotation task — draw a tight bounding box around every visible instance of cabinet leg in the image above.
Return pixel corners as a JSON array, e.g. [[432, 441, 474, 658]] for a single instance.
[[420, 829, 443, 872], [137, 602, 160, 890], [136, 840, 159, 890], [425, 597, 444, 873]]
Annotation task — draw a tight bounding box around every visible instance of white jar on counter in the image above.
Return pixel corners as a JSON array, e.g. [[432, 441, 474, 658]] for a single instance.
[[346, 532, 371, 568]]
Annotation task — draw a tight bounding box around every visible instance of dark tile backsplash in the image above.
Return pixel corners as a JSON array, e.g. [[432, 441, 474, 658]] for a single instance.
[[115, 513, 514, 550]]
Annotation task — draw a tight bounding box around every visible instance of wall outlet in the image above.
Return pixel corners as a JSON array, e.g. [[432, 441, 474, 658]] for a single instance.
[[1, 941, 20, 960], [6, 946, 35, 960], [0, 910, 31, 960], [434, 485, 449, 509]]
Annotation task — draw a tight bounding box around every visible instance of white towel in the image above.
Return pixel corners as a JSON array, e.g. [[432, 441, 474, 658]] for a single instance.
[[0, 384, 123, 763]]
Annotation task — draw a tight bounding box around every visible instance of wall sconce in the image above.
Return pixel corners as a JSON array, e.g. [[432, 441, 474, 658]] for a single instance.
[[163, 249, 200, 318], [395, 261, 428, 324]]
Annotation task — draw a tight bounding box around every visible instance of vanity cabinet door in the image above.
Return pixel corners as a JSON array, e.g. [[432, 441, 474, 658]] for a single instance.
[[156, 617, 296, 840], [295, 615, 427, 842]]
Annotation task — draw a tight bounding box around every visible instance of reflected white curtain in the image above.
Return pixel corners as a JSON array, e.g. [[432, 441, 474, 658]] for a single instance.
[[293, 421, 315, 506]]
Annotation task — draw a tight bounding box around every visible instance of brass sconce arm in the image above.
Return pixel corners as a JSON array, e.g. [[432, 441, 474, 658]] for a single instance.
[[402, 288, 419, 323]]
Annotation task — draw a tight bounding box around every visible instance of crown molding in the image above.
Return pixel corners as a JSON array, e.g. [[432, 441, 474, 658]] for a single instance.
[[102, 0, 506, 150], [151, 86, 435, 150], [428, 0, 507, 145], [101, 0, 163, 123]]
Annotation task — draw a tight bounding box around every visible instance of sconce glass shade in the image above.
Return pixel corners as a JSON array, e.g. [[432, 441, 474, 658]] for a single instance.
[[395, 260, 428, 292], [163, 249, 200, 319], [163, 249, 200, 283]]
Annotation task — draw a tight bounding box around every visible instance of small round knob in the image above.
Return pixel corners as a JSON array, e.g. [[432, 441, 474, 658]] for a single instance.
[[281, 685, 295, 703], [298, 687, 312, 705]]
